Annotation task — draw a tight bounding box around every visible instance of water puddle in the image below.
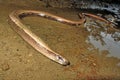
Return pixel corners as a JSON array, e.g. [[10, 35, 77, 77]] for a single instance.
[[84, 17, 120, 58]]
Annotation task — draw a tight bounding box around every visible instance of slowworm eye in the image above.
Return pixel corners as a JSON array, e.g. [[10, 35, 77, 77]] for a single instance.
[[57, 56, 63, 60]]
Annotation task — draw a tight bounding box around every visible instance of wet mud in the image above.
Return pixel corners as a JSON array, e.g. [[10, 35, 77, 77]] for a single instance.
[[0, 0, 120, 80]]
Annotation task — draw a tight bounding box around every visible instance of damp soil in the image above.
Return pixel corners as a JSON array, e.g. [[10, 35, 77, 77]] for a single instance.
[[0, 0, 120, 80]]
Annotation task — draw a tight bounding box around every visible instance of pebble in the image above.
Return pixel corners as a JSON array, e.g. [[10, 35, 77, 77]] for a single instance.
[[1, 62, 10, 71]]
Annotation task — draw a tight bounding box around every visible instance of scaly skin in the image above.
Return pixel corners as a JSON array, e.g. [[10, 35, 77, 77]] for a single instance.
[[82, 13, 111, 24], [9, 10, 113, 66]]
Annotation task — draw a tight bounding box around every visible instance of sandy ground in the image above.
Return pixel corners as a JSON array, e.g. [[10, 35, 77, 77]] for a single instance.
[[0, 0, 120, 80]]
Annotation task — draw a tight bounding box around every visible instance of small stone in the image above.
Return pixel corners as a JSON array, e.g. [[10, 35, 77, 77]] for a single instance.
[[28, 53, 33, 57], [1, 62, 10, 71], [27, 60, 30, 63], [93, 63, 96, 66], [57, 37, 65, 42]]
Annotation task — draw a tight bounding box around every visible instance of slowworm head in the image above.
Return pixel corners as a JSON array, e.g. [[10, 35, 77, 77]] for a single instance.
[[56, 55, 70, 66]]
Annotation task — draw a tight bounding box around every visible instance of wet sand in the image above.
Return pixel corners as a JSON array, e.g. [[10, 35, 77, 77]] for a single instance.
[[0, 0, 120, 80]]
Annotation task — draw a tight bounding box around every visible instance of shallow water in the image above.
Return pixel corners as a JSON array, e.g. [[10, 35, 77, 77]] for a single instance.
[[0, 0, 120, 80]]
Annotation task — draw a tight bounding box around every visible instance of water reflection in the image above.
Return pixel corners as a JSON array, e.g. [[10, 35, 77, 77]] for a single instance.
[[84, 18, 120, 58]]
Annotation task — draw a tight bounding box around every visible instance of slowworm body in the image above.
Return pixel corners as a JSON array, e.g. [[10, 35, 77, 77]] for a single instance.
[[9, 10, 112, 66]]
